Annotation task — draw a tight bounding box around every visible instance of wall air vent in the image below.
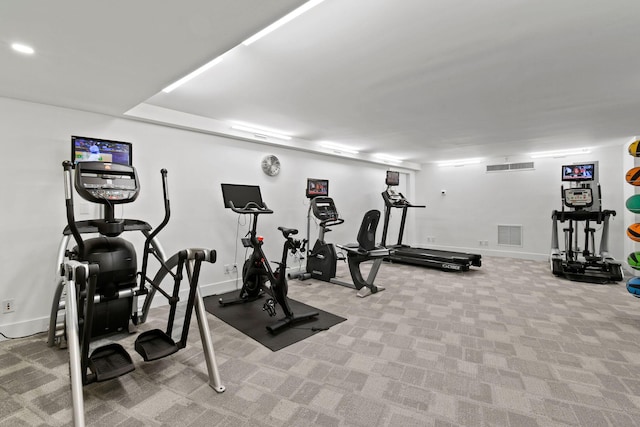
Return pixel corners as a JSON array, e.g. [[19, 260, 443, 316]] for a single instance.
[[486, 162, 534, 172], [498, 225, 523, 247]]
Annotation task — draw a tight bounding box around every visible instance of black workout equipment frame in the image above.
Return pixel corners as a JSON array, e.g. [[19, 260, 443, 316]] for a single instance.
[[299, 196, 347, 281], [295, 190, 388, 298], [336, 209, 389, 297], [381, 187, 481, 271], [219, 183, 319, 334], [550, 184, 622, 283], [49, 160, 224, 427]]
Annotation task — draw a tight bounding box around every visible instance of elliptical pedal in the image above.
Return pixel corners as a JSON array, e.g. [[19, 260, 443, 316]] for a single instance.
[[134, 329, 179, 361], [89, 343, 135, 382]]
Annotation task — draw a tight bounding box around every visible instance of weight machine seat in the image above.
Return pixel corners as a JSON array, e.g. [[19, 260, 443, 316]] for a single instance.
[[337, 210, 389, 297]]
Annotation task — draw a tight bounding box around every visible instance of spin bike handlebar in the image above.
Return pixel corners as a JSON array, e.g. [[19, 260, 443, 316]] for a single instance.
[[228, 201, 274, 215]]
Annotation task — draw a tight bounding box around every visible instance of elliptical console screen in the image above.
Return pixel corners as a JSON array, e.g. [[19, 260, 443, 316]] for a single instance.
[[306, 178, 329, 198], [561, 163, 595, 182], [72, 135, 133, 166], [386, 171, 400, 186]]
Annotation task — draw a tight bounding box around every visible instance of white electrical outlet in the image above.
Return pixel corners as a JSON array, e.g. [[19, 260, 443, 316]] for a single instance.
[[224, 264, 238, 274]]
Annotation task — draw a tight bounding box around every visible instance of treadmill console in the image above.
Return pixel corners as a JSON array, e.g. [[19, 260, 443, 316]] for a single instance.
[[74, 161, 140, 204], [382, 188, 410, 207], [564, 187, 593, 209]]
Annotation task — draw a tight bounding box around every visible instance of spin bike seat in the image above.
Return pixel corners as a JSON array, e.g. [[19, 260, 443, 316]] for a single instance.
[[278, 227, 298, 238]]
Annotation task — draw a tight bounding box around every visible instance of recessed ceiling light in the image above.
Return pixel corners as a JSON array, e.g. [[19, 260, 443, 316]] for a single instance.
[[231, 124, 292, 140], [162, 56, 224, 93], [320, 141, 360, 155], [11, 43, 34, 55], [374, 153, 403, 164], [437, 158, 483, 167], [529, 148, 591, 158]]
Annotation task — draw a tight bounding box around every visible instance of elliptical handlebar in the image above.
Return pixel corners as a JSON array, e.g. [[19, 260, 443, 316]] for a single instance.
[[62, 160, 85, 257], [140, 168, 172, 290]]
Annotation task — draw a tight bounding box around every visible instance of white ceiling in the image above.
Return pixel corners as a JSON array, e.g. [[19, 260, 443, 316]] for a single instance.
[[2, 0, 639, 165]]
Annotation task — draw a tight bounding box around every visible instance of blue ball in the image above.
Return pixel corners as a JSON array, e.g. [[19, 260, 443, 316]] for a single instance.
[[627, 277, 640, 297]]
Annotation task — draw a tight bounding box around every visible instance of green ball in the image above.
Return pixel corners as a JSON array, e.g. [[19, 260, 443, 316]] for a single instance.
[[628, 252, 640, 270], [626, 195, 640, 214]]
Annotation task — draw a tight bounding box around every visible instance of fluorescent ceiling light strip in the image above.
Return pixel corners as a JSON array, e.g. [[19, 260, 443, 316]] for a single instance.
[[374, 154, 403, 164], [437, 158, 482, 167], [11, 43, 34, 54], [162, 56, 224, 93], [320, 142, 359, 154], [231, 124, 292, 140], [242, 0, 326, 46], [529, 148, 591, 158]]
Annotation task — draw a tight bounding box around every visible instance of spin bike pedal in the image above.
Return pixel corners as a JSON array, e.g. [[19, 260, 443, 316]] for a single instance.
[[263, 298, 277, 316]]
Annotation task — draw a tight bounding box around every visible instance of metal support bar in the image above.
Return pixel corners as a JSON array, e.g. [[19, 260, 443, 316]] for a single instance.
[[64, 262, 87, 427]]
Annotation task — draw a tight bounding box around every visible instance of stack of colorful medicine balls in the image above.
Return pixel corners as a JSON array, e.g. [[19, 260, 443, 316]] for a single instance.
[[626, 139, 640, 296]]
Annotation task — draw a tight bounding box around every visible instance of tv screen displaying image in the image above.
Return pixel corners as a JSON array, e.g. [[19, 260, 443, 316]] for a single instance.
[[306, 178, 329, 198], [72, 135, 133, 166], [561, 163, 595, 181], [386, 171, 400, 186]]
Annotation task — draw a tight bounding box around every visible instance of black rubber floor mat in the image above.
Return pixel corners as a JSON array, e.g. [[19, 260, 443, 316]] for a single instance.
[[203, 292, 346, 351]]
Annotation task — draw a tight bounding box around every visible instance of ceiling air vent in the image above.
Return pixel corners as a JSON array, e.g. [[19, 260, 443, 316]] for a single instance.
[[486, 162, 534, 172]]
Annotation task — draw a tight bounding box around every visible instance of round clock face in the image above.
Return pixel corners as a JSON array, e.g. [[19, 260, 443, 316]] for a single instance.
[[261, 155, 281, 176]]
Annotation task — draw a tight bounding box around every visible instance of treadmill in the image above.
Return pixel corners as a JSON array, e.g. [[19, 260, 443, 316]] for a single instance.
[[381, 172, 481, 272]]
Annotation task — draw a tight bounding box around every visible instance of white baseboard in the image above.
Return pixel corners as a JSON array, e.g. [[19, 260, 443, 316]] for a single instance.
[[0, 278, 246, 342], [0, 316, 50, 342]]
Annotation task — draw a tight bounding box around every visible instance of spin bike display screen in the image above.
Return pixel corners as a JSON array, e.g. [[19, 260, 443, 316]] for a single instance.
[[72, 135, 133, 166], [386, 171, 400, 186], [221, 183, 265, 209], [306, 178, 329, 198], [561, 163, 595, 182]]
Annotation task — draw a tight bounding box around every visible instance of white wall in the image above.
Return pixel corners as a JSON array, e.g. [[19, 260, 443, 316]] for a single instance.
[[414, 147, 628, 263], [0, 97, 404, 338], [0, 95, 631, 339]]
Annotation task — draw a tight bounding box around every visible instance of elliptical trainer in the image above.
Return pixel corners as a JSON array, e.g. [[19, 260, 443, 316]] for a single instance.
[[49, 136, 224, 426], [550, 161, 622, 283]]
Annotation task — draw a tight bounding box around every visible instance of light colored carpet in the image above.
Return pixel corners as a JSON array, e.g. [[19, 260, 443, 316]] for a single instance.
[[2, 257, 640, 426]]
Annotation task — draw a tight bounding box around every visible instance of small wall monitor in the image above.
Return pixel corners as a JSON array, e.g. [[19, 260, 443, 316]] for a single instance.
[[561, 163, 595, 182], [306, 178, 329, 198], [386, 170, 400, 186], [72, 135, 133, 166]]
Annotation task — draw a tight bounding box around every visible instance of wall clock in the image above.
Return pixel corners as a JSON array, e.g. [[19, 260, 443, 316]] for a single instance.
[[261, 155, 281, 176]]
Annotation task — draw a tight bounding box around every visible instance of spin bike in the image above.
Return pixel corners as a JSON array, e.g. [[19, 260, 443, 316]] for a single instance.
[[219, 184, 319, 334]]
